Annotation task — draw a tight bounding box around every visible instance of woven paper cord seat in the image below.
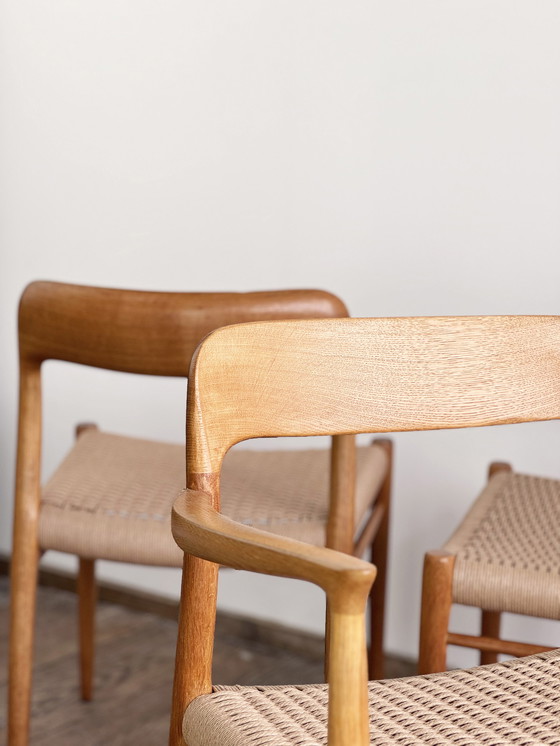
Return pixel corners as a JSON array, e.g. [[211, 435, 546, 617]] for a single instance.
[[443, 471, 560, 620], [183, 649, 560, 746], [39, 429, 388, 566]]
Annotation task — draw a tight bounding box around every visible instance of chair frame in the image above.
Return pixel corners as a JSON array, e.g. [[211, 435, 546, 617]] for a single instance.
[[10, 281, 395, 746], [418, 460, 555, 675], [169, 315, 560, 746]]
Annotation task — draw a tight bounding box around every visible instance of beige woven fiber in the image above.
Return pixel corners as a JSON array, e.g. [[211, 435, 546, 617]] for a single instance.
[[39, 429, 387, 565], [183, 650, 560, 745], [444, 471, 560, 619]]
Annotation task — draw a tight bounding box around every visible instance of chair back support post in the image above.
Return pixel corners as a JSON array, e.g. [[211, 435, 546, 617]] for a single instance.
[[169, 550, 219, 746], [13, 359, 43, 524], [326, 574, 373, 746], [327, 434, 356, 553], [9, 359, 42, 744]]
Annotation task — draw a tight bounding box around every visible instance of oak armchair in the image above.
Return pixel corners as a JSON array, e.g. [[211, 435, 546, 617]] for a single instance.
[[170, 316, 560, 746], [9, 281, 392, 746]]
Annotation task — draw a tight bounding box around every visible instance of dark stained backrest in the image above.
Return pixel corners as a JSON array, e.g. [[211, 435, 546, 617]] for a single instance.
[[18, 281, 348, 376]]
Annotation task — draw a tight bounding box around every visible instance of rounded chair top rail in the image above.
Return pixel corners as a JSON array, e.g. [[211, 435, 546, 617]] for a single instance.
[[187, 315, 560, 474], [18, 281, 347, 376]]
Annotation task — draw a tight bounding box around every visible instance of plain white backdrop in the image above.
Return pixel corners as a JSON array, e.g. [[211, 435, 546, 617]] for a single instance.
[[1, 1, 560, 666]]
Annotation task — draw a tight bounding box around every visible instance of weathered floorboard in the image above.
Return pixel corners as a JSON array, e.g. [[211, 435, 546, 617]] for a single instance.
[[0, 576, 412, 745]]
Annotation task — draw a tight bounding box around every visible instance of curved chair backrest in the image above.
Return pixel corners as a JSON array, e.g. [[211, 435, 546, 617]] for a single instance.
[[14, 278, 351, 536], [13, 282, 351, 637], [187, 315, 560, 478], [18, 281, 347, 375]]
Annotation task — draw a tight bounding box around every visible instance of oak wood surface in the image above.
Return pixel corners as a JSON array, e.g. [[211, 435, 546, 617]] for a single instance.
[[9, 361, 42, 746], [327, 435, 356, 554], [352, 504, 385, 560], [19, 282, 347, 375], [172, 491, 376, 607], [478, 462, 512, 665], [187, 316, 560, 475], [77, 559, 96, 702], [368, 438, 393, 680], [479, 612, 502, 665], [171, 490, 375, 746], [169, 553, 218, 746], [418, 551, 455, 674], [75, 424, 98, 699]]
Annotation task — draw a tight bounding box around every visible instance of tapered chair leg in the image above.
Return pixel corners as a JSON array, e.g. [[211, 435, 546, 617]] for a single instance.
[[9, 536, 40, 746], [74, 423, 99, 700], [369, 438, 393, 680], [78, 558, 96, 701], [169, 553, 218, 746], [480, 610, 501, 665], [324, 601, 331, 681], [418, 550, 455, 675], [478, 462, 510, 665]]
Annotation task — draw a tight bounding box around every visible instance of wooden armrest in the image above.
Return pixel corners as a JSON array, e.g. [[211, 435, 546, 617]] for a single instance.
[[173, 488, 374, 744], [172, 490, 376, 612]]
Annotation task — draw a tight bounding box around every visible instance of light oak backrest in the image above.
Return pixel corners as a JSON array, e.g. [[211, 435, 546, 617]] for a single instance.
[[18, 281, 347, 375], [188, 315, 560, 481]]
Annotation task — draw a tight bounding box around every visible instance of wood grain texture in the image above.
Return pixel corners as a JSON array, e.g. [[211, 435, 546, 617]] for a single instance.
[[327, 435, 356, 554], [327, 608, 369, 746], [172, 491, 376, 605], [75, 424, 99, 697], [171, 490, 375, 746], [479, 611, 501, 665], [9, 360, 43, 746], [187, 316, 560, 475], [479, 462, 512, 665], [18, 282, 348, 375], [368, 438, 393, 680], [169, 553, 218, 746], [418, 551, 455, 674]]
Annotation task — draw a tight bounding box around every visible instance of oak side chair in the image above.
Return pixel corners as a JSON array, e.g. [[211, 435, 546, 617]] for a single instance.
[[418, 462, 560, 674], [170, 315, 560, 746], [9, 281, 392, 746]]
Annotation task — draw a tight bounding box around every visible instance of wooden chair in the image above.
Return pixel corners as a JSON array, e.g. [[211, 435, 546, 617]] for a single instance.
[[170, 315, 560, 746], [418, 462, 560, 674], [9, 281, 392, 746]]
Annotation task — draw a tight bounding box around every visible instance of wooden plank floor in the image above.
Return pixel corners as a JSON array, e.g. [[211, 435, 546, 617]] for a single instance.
[[0, 576, 414, 745]]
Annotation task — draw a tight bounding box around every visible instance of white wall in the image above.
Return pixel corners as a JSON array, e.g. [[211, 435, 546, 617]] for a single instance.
[[1, 0, 560, 667]]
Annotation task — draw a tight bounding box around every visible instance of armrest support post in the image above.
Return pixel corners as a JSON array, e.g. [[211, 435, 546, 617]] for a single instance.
[[172, 489, 376, 746]]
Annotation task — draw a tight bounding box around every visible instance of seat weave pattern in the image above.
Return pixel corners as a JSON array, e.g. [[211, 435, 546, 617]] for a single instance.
[[183, 650, 560, 745], [39, 430, 387, 565], [444, 472, 560, 618]]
